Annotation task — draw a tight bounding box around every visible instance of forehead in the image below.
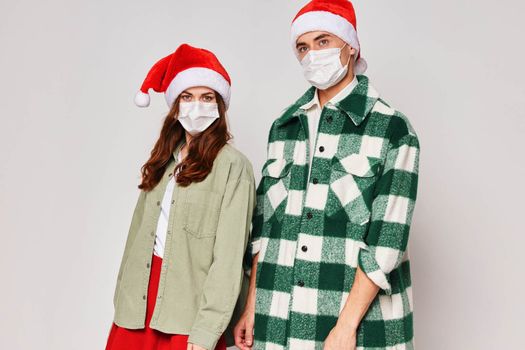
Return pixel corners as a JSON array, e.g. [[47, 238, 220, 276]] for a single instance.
[[296, 30, 335, 44], [182, 86, 215, 95]]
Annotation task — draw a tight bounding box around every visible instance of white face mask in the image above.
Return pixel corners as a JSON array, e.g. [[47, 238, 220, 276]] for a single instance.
[[300, 43, 351, 90], [177, 102, 220, 136]]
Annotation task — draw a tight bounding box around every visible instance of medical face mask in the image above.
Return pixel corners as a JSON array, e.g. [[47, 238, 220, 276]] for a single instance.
[[300, 43, 352, 90], [177, 102, 220, 136]]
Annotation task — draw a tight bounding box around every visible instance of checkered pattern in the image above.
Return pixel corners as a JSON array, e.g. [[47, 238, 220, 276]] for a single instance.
[[244, 75, 420, 349]]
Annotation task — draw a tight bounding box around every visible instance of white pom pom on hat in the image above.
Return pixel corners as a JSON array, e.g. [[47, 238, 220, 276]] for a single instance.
[[291, 0, 368, 75], [134, 91, 150, 108], [134, 44, 232, 109]]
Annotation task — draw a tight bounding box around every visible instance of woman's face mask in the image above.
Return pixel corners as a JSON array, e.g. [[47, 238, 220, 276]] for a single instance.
[[177, 102, 220, 136], [300, 43, 351, 90]]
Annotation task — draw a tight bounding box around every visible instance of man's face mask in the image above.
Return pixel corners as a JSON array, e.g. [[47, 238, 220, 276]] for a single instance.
[[300, 43, 352, 90], [177, 102, 219, 136]]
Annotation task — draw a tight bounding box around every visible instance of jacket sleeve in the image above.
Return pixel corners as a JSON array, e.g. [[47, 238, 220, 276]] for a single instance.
[[113, 190, 146, 307], [187, 162, 256, 350], [357, 130, 420, 295], [247, 175, 266, 259], [243, 123, 276, 268]]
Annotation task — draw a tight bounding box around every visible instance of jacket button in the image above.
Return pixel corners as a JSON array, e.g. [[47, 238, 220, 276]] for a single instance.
[[301, 245, 308, 252], [326, 116, 333, 123], [297, 280, 305, 287], [319, 146, 325, 153], [306, 212, 313, 219], [312, 178, 319, 184]]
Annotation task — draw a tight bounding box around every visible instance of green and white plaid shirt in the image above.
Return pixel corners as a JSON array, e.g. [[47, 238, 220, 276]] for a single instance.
[[245, 75, 420, 350]]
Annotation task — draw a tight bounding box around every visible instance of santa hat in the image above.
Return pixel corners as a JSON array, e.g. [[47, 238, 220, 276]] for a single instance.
[[134, 44, 232, 109], [291, 0, 367, 74]]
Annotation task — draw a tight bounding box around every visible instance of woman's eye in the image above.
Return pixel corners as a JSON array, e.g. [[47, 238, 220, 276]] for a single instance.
[[182, 95, 192, 101]]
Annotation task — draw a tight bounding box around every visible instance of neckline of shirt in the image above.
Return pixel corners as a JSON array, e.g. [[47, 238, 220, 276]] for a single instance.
[[300, 75, 359, 111]]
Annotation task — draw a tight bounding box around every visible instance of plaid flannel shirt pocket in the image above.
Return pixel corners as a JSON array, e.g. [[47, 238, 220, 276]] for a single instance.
[[260, 158, 293, 222], [328, 153, 383, 225]]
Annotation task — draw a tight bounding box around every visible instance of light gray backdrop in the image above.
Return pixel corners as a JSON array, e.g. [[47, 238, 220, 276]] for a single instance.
[[1, 0, 524, 349]]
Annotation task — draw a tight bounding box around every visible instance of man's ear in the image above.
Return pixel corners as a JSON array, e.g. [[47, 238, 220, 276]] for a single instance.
[[349, 46, 357, 57]]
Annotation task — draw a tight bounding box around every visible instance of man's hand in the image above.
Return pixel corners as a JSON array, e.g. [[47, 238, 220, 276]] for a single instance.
[[323, 324, 357, 350], [186, 343, 207, 350]]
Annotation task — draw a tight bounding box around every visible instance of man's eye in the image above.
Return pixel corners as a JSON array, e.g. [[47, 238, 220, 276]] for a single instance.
[[319, 39, 329, 46], [298, 46, 308, 53]]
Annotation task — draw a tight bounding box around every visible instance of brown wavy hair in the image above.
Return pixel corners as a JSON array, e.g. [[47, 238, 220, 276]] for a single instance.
[[138, 92, 231, 191]]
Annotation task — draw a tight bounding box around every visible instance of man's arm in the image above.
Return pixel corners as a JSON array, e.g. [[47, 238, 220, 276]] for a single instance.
[[325, 125, 420, 349], [332, 267, 379, 335]]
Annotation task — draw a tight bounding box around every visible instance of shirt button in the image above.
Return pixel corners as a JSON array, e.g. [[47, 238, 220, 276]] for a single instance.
[[312, 178, 319, 184], [167, 230, 171, 235], [156, 201, 161, 206], [150, 231, 154, 237], [301, 245, 308, 252], [319, 146, 325, 153], [168, 173, 173, 177], [171, 200, 175, 205], [157, 295, 162, 299], [142, 295, 146, 300], [146, 263, 150, 268], [306, 212, 313, 219], [298, 280, 305, 287]]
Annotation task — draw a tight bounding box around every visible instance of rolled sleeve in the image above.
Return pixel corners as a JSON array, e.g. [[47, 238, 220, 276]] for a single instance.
[[358, 132, 420, 295]]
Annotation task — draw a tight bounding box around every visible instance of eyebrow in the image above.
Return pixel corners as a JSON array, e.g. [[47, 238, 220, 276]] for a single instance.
[[296, 33, 332, 48], [314, 33, 331, 41]]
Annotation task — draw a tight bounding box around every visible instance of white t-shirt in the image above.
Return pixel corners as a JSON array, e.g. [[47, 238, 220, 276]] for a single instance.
[[153, 151, 183, 258], [299, 76, 359, 183]]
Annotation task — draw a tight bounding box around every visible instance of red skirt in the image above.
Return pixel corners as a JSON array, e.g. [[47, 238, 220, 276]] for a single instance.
[[106, 253, 227, 350]]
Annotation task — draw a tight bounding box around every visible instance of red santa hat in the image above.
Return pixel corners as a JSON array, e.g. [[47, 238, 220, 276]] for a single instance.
[[134, 44, 232, 109], [291, 0, 367, 74]]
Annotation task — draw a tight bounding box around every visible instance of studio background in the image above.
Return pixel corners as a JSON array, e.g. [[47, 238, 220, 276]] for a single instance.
[[1, 0, 524, 349]]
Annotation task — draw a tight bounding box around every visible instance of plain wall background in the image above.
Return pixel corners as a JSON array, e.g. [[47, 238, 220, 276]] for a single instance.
[[1, 0, 524, 349]]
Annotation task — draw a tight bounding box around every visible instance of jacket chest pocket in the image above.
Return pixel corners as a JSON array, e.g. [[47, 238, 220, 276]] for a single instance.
[[261, 158, 293, 221], [328, 153, 383, 225], [182, 189, 222, 238]]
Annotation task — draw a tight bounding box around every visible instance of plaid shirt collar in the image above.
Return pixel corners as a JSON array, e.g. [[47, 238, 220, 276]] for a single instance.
[[275, 74, 380, 128]]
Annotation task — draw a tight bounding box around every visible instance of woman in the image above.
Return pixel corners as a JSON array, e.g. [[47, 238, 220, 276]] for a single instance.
[[106, 44, 256, 350]]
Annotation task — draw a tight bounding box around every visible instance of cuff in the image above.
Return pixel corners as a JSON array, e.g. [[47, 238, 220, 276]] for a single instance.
[[188, 327, 221, 350], [357, 245, 393, 295]]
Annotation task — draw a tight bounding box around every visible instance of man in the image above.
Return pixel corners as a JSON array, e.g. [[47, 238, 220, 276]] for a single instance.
[[235, 1, 420, 349]]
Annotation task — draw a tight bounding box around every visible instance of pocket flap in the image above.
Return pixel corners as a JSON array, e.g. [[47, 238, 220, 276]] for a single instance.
[[261, 158, 293, 178], [332, 154, 382, 177]]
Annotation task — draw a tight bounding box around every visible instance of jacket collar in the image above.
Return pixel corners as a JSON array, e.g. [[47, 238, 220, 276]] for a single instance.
[[275, 75, 379, 128]]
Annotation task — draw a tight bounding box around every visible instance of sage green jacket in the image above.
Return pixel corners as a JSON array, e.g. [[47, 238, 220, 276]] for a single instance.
[[112, 143, 256, 350]]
